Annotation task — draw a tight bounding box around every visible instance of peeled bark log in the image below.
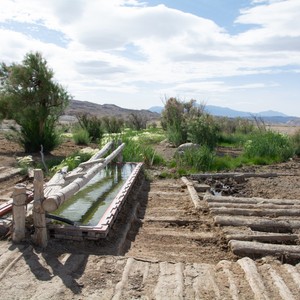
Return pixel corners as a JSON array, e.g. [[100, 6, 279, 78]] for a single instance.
[[230, 240, 300, 259], [214, 215, 300, 232], [12, 184, 26, 243], [191, 172, 279, 180], [210, 207, 300, 217], [181, 177, 202, 209], [204, 194, 299, 206], [43, 143, 125, 212], [32, 169, 47, 248], [208, 202, 300, 210], [226, 232, 299, 243]]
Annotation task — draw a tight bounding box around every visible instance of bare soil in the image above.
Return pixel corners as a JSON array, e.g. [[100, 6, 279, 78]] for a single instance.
[[0, 131, 300, 299]]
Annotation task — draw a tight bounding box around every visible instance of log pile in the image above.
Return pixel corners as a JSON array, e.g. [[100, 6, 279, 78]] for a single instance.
[[203, 193, 300, 260]]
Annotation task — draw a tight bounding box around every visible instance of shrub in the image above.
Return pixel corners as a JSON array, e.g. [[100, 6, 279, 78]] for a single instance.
[[102, 116, 124, 133], [292, 129, 300, 156], [176, 145, 215, 172], [127, 113, 147, 131], [187, 115, 219, 149], [77, 114, 103, 142], [73, 128, 91, 145], [243, 131, 294, 163]]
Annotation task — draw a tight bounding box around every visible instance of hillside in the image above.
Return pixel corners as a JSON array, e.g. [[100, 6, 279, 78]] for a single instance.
[[64, 100, 160, 121]]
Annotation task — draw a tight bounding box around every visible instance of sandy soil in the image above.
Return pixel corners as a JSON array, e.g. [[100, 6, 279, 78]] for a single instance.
[[0, 131, 300, 299]]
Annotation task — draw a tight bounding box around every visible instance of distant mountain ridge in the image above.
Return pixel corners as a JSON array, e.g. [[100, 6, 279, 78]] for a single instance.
[[64, 100, 160, 121], [148, 104, 299, 124]]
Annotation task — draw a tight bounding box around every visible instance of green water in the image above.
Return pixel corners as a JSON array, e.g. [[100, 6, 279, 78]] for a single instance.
[[52, 163, 136, 226]]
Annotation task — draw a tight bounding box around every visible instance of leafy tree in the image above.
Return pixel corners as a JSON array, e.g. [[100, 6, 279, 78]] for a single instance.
[[0, 52, 71, 152]]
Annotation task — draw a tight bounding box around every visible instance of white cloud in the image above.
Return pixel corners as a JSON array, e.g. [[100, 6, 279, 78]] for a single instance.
[[0, 0, 299, 114]]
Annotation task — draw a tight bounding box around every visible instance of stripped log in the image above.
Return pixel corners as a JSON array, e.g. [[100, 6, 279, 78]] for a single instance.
[[208, 202, 300, 210], [32, 169, 47, 248], [230, 240, 300, 259], [204, 194, 299, 206], [44, 143, 113, 198], [191, 172, 279, 180], [226, 232, 299, 243], [43, 143, 125, 212], [181, 176, 202, 209], [44, 166, 68, 198], [12, 184, 26, 242], [214, 215, 300, 232], [210, 207, 300, 217]]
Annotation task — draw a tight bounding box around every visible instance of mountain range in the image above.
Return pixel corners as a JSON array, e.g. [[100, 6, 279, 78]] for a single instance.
[[60, 100, 299, 125], [149, 105, 300, 124]]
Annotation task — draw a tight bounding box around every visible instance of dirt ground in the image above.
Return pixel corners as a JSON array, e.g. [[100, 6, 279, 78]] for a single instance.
[[0, 129, 300, 299]]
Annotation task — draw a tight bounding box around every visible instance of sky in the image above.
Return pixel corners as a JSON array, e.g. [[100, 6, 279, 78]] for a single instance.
[[0, 0, 300, 116]]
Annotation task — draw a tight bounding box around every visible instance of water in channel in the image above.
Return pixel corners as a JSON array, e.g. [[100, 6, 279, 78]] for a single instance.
[[52, 163, 136, 226]]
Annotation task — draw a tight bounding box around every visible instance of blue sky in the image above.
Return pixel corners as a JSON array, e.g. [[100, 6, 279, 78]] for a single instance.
[[0, 0, 300, 116]]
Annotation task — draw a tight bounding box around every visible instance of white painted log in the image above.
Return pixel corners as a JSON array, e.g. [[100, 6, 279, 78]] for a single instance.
[[204, 194, 299, 206], [43, 143, 125, 212], [32, 169, 47, 248], [12, 184, 26, 243], [181, 176, 202, 209], [231, 240, 300, 259], [210, 207, 300, 217]]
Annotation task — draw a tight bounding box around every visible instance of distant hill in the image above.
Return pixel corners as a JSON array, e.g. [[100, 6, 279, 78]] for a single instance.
[[63, 100, 160, 121], [148, 104, 299, 124]]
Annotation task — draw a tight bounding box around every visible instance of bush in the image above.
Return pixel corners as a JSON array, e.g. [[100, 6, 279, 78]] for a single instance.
[[127, 113, 147, 131], [102, 116, 124, 133], [176, 145, 215, 172], [187, 115, 219, 149], [73, 128, 91, 145], [122, 136, 164, 166], [292, 129, 300, 156], [243, 131, 294, 163], [77, 114, 103, 142]]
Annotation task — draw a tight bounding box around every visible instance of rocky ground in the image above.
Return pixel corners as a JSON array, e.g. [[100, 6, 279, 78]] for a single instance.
[[0, 131, 300, 299]]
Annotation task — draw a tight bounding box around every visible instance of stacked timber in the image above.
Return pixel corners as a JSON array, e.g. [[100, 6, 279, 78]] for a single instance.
[[204, 193, 300, 261], [43, 142, 125, 212]]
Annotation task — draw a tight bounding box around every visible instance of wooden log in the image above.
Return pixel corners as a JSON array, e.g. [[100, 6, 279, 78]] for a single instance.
[[191, 172, 279, 180], [78, 158, 105, 168], [44, 166, 68, 198], [43, 143, 125, 212], [181, 176, 202, 209], [208, 202, 300, 210], [230, 240, 300, 259], [12, 184, 26, 242], [210, 207, 300, 217], [204, 194, 299, 206], [226, 232, 299, 243], [32, 169, 47, 248], [214, 215, 300, 232]]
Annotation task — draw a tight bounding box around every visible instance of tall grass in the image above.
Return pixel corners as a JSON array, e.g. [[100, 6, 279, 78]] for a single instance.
[[243, 131, 294, 163]]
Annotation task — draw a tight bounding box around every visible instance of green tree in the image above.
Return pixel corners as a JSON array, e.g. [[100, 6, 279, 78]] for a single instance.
[[0, 52, 71, 152]]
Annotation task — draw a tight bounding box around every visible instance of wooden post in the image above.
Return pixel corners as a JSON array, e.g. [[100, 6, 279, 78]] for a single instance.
[[32, 169, 47, 248], [12, 184, 26, 242]]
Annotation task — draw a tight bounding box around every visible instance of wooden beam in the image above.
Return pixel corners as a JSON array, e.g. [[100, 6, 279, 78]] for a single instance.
[[12, 184, 26, 242], [32, 169, 47, 248]]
